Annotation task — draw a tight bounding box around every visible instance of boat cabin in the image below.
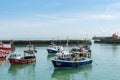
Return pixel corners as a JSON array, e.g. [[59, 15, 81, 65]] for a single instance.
[[9, 53, 22, 59], [56, 51, 91, 61]]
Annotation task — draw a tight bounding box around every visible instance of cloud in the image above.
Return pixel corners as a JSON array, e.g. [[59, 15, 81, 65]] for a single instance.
[[111, 2, 120, 8], [1, 11, 120, 39], [1, 12, 120, 30], [90, 14, 115, 20], [35, 13, 115, 24], [1, 12, 120, 29]]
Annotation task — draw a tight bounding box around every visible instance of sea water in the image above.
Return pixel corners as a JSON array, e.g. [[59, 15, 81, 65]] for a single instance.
[[0, 43, 120, 80]]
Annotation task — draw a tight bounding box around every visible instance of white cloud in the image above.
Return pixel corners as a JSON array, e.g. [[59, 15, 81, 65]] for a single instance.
[[90, 14, 114, 20], [1, 13, 120, 29], [111, 2, 120, 8], [1, 12, 120, 39]]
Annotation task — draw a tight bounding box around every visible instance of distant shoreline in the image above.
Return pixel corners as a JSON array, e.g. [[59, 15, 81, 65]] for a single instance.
[[0, 40, 92, 45]]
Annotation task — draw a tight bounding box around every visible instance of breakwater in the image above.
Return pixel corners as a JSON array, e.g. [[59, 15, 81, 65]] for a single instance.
[[0, 40, 92, 45], [93, 37, 120, 44]]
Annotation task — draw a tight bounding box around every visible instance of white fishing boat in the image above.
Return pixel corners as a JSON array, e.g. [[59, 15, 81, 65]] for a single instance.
[[47, 43, 63, 54], [24, 44, 37, 53]]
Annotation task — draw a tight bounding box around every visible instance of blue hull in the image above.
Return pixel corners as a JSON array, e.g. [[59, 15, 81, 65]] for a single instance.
[[47, 49, 58, 53], [52, 59, 92, 68]]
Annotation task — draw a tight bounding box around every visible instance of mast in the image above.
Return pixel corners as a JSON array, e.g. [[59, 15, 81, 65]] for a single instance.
[[66, 36, 69, 51]]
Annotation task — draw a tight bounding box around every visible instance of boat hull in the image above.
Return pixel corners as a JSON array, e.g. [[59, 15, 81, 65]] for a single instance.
[[0, 47, 14, 51], [47, 49, 58, 53], [0, 53, 8, 59], [24, 50, 37, 53], [8, 57, 36, 64], [52, 59, 92, 68]]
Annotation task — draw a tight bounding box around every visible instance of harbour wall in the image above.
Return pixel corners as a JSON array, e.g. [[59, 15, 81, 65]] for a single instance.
[[0, 40, 92, 45], [93, 37, 120, 44]]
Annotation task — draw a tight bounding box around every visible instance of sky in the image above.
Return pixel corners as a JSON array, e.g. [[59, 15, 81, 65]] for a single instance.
[[0, 0, 120, 40]]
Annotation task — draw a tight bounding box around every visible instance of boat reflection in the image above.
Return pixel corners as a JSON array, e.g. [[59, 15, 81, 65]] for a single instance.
[[47, 54, 56, 59], [8, 62, 36, 76], [0, 59, 7, 64], [51, 65, 92, 80]]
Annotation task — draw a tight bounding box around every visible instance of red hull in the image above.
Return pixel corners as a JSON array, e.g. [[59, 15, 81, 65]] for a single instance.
[[0, 47, 14, 51], [0, 53, 8, 58], [8, 58, 36, 64]]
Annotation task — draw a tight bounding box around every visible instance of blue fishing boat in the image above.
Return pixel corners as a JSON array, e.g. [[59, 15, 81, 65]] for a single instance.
[[47, 43, 63, 54], [51, 52, 92, 68]]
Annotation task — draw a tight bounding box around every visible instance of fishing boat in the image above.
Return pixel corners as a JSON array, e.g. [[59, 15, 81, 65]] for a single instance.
[[24, 44, 37, 53], [0, 50, 9, 59], [51, 52, 92, 68], [70, 43, 91, 54], [70, 47, 91, 54], [8, 52, 36, 65], [0, 41, 15, 51], [47, 43, 63, 54]]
